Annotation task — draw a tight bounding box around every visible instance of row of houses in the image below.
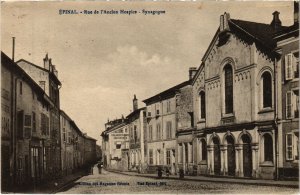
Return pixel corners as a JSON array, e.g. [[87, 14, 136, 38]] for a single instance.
[[1, 51, 98, 192], [101, 4, 299, 180]]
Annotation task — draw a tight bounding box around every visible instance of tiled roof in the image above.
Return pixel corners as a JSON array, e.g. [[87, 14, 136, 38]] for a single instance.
[[126, 107, 145, 119], [143, 80, 191, 104], [229, 19, 289, 49]]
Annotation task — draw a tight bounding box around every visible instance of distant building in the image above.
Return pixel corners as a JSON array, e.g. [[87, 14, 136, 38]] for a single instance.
[[83, 133, 97, 166], [274, 2, 299, 180], [101, 118, 129, 171], [143, 77, 193, 175], [101, 116, 129, 169], [126, 95, 147, 172]]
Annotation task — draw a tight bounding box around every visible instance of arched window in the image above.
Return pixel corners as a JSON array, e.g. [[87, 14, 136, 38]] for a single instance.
[[199, 91, 206, 119], [262, 72, 272, 108], [224, 65, 233, 114], [201, 139, 207, 161], [264, 134, 273, 162]]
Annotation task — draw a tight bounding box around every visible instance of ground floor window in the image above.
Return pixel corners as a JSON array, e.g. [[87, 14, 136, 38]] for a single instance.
[[166, 150, 171, 165], [263, 134, 273, 162], [286, 132, 299, 161], [149, 149, 153, 165]]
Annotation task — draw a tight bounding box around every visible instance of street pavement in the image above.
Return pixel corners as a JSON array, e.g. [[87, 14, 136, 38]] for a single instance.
[[58, 165, 299, 194]]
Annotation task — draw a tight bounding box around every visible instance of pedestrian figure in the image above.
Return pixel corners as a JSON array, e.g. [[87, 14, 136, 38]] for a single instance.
[[165, 168, 170, 177], [179, 168, 184, 179], [157, 167, 162, 178], [97, 163, 102, 174]]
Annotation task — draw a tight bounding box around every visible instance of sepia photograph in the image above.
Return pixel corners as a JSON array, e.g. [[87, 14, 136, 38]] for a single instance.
[[1, 0, 299, 194]]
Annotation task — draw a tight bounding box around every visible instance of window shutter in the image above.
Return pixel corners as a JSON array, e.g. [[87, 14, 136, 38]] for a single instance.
[[24, 114, 32, 139], [285, 53, 293, 80], [286, 133, 294, 160], [286, 91, 292, 118]]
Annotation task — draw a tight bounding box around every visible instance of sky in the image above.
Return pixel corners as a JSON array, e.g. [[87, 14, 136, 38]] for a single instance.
[[1, 1, 294, 145]]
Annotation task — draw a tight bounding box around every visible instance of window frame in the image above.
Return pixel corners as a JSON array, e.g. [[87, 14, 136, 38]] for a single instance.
[[285, 53, 294, 80], [224, 64, 233, 114], [149, 149, 153, 165], [199, 91, 206, 119], [262, 72, 272, 108]]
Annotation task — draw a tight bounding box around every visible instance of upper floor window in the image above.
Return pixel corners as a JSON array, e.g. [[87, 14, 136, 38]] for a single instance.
[[134, 125, 137, 143], [285, 51, 299, 80], [262, 72, 272, 108], [63, 127, 66, 142], [156, 123, 161, 140], [19, 81, 23, 95], [149, 125, 153, 141], [199, 91, 206, 119], [166, 100, 171, 113], [286, 90, 299, 119], [32, 112, 36, 133], [224, 64, 233, 114], [166, 121, 172, 139], [39, 81, 45, 91]]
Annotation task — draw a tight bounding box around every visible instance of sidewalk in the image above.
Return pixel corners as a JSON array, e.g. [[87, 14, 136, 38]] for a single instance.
[[108, 169, 299, 188], [17, 168, 89, 194]]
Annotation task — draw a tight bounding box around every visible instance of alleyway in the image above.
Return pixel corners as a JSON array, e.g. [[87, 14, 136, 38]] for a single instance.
[[58, 165, 298, 194]]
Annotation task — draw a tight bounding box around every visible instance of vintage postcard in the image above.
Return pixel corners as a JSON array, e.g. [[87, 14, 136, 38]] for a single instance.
[[1, 1, 299, 194]]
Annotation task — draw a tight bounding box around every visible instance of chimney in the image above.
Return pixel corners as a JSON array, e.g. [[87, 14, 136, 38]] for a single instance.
[[189, 67, 197, 80], [133, 94, 138, 111], [220, 12, 230, 32], [43, 54, 50, 70], [270, 11, 282, 30], [52, 65, 58, 77], [294, 1, 299, 25]]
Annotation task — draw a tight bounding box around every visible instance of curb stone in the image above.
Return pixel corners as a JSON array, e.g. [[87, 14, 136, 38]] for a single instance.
[[107, 169, 299, 189]]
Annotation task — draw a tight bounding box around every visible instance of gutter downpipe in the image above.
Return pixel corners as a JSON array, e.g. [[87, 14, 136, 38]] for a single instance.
[[274, 55, 279, 181]]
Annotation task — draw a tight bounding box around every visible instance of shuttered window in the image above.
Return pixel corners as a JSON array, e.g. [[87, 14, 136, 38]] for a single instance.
[[32, 112, 36, 132], [286, 133, 293, 160], [24, 114, 32, 139], [149, 149, 153, 165], [148, 125, 152, 141], [166, 122, 172, 139], [285, 53, 293, 80]]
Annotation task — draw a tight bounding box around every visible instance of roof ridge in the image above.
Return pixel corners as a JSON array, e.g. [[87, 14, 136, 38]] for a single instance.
[[16, 58, 49, 72], [143, 79, 191, 103]]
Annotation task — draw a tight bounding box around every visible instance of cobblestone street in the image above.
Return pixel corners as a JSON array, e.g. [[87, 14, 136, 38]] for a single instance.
[[58, 165, 298, 194]]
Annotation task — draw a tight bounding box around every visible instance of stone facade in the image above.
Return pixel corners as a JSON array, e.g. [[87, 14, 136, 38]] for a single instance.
[[1, 52, 52, 190], [1, 52, 98, 192], [274, 9, 299, 180], [101, 118, 130, 171]]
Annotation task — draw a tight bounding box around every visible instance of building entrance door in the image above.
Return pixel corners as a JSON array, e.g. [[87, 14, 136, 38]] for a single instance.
[[226, 136, 235, 176], [242, 134, 252, 177], [213, 137, 221, 175]]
